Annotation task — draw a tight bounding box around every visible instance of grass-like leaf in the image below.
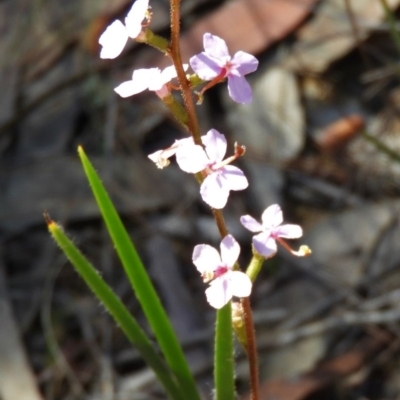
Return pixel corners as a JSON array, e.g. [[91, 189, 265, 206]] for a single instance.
[[77, 147, 200, 400], [47, 219, 183, 400]]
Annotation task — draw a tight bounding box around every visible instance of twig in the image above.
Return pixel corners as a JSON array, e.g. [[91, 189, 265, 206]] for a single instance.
[[0, 244, 44, 400]]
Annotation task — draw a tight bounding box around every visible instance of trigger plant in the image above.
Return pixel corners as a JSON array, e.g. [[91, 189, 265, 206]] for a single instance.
[[47, 1, 311, 400]]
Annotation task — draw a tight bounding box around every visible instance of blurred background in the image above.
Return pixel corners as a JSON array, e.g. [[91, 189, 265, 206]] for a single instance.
[[3, 0, 400, 399]]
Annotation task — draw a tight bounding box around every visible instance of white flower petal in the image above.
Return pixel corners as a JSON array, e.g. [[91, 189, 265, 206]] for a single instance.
[[261, 204, 283, 230], [114, 79, 147, 97], [205, 276, 232, 309], [220, 235, 240, 268], [114, 68, 156, 97], [160, 64, 188, 84], [204, 129, 227, 163], [240, 215, 263, 233], [229, 271, 252, 298], [125, 0, 149, 38], [147, 69, 164, 91], [221, 165, 248, 191], [192, 244, 221, 274], [200, 174, 230, 209], [99, 20, 128, 59], [252, 232, 277, 259], [274, 224, 303, 239], [176, 144, 209, 173]]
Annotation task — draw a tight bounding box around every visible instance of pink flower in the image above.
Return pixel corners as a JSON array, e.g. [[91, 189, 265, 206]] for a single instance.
[[114, 65, 188, 99], [240, 204, 306, 258], [176, 129, 248, 209], [148, 137, 195, 169], [192, 235, 252, 309], [190, 33, 259, 104], [99, 0, 149, 59]]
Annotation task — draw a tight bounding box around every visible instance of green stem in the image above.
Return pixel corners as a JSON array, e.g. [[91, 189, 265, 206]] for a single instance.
[[162, 93, 190, 129], [141, 29, 170, 54], [246, 253, 265, 283], [214, 302, 235, 400]]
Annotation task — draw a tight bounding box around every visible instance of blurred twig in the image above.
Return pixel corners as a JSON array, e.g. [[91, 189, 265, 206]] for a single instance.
[[0, 243, 44, 400]]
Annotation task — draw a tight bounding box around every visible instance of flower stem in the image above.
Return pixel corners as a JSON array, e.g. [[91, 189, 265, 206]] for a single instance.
[[241, 297, 260, 400], [169, 3, 259, 398], [169, 0, 201, 145], [211, 208, 229, 237], [246, 253, 265, 282]]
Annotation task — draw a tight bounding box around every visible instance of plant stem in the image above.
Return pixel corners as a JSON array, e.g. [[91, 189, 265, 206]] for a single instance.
[[246, 253, 265, 283], [241, 297, 260, 400], [169, 0, 201, 145], [168, 2, 259, 398], [214, 302, 235, 400], [211, 208, 229, 237]]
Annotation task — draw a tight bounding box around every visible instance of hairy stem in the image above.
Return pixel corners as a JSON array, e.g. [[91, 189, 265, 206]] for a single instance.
[[169, 0, 201, 145], [169, 2, 259, 398], [241, 297, 260, 400]]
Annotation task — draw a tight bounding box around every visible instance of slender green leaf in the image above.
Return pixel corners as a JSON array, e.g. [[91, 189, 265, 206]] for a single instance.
[[214, 302, 235, 400], [77, 147, 200, 400], [47, 220, 183, 400]]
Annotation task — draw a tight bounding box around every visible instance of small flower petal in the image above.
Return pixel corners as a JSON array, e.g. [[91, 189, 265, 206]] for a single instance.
[[125, 0, 149, 38], [274, 224, 303, 239], [115, 67, 158, 97], [147, 68, 165, 91], [261, 204, 283, 230], [205, 276, 232, 309], [240, 215, 263, 233], [203, 33, 230, 60], [200, 174, 230, 209], [99, 20, 128, 59], [232, 51, 259, 75], [176, 144, 209, 173], [114, 79, 147, 97], [229, 271, 252, 298], [160, 64, 188, 84], [204, 129, 227, 163], [227, 75, 253, 104], [189, 53, 222, 80], [220, 165, 248, 191], [252, 232, 277, 258], [192, 244, 221, 274], [220, 235, 240, 268]]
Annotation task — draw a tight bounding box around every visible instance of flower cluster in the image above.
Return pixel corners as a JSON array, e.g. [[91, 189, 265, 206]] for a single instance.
[[99, 0, 310, 310], [194, 205, 309, 308]]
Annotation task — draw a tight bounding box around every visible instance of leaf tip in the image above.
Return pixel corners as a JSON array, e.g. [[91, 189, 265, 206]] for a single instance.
[[77, 145, 84, 155], [43, 211, 56, 230]]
